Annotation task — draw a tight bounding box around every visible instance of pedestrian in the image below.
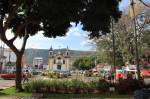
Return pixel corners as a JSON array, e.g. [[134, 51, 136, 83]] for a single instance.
[[23, 70, 30, 83]]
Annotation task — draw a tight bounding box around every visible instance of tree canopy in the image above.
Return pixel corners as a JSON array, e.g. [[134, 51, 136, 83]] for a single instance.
[[0, 0, 121, 39], [73, 56, 96, 70], [95, 7, 150, 66]]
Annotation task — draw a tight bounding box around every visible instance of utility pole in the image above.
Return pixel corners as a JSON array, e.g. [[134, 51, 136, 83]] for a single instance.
[[111, 18, 116, 81], [130, 0, 141, 80]]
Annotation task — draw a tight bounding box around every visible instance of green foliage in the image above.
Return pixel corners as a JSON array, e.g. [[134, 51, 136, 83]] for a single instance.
[[0, 87, 31, 97], [95, 9, 150, 66], [71, 79, 87, 89], [98, 79, 110, 91], [88, 81, 99, 89], [73, 56, 96, 70], [96, 35, 125, 66], [0, 0, 121, 38], [24, 79, 111, 94], [24, 80, 48, 93]]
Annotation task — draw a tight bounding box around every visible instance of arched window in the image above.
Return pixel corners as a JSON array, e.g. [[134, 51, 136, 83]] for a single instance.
[[63, 60, 65, 64], [49, 52, 52, 55], [57, 65, 61, 70], [66, 52, 69, 55]]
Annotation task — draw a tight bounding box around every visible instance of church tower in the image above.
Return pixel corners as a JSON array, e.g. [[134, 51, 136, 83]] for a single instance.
[[48, 46, 54, 70], [65, 46, 70, 71]]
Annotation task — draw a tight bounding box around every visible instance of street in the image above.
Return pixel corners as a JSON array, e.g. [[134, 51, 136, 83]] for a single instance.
[[0, 79, 15, 90]]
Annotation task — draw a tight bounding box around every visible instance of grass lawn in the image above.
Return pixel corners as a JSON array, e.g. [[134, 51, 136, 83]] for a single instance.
[[0, 87, 131, 99], [0, 87, 31, 98]]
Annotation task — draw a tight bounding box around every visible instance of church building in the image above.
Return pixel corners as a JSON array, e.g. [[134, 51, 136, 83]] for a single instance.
[[48, 46, 71, 71]]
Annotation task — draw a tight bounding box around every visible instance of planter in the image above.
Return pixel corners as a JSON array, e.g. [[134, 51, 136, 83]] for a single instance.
[[76, 88, 87, 94], [88, 89, 101, 94], [49, 87, 56, 93], [40, 87, 47, 93], [56, 88, 66, 94], [66, 88, 76, 94]]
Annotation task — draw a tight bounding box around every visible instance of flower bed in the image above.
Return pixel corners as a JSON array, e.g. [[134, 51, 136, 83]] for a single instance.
[[0, 74, 16, 80]]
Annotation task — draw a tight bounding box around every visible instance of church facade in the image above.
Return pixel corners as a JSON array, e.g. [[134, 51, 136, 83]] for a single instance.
[[48, 46, 71, 71]]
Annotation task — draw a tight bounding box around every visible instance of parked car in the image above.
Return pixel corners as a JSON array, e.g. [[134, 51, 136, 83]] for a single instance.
[[62, 71, 71, 77]]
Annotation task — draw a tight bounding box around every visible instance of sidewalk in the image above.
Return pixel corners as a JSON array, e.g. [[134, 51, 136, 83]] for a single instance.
[[0, 79, 15, 90]]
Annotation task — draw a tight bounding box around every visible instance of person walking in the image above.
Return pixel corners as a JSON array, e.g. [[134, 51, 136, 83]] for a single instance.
[[23, 70, 30, 83]]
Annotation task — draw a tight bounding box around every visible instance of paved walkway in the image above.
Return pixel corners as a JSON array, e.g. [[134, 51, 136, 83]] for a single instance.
[[0, 79, 15, 90]]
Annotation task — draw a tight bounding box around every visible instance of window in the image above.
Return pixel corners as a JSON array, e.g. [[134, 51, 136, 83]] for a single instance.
[[54, 59, 56, 64], [63, 60, 65, 64], [66, 52, 69, 55], [35, 65, 38, 68], [49, 52, 52, 55], [57, 65, 61, 70], [57, 57, 61, 59]]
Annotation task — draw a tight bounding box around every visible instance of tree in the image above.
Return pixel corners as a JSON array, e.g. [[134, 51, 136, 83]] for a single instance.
[[0, 0, 121, 91], [73, 56, 95, 70], [95, 7, 150, 66]]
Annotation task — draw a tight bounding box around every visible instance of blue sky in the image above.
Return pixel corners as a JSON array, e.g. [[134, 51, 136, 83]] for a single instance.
[[6, 0, 139, 51]]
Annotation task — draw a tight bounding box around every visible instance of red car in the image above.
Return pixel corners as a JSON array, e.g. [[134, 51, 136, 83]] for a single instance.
[[0, 74, 16, 80]]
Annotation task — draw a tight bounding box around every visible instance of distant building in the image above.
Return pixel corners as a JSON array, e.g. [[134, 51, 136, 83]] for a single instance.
[[48, 46, 71, 71], [0, 47, 16, 72], [33, 57, 43, 69]]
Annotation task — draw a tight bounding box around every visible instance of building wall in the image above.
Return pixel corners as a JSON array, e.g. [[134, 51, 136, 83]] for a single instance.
[[0, 48, 16, 71], [33, 57, 43, 69]]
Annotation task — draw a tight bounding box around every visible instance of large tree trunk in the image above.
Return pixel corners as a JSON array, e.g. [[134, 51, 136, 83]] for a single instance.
[[15, 53, 23, 92]]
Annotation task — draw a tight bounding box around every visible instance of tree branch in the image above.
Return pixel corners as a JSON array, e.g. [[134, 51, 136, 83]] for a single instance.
[[139, 0, 150, 8], [20, 28, 29, 54], [9, 18, 40, 43], [0, 35, 19, 54], [9, 24, 25, 43]]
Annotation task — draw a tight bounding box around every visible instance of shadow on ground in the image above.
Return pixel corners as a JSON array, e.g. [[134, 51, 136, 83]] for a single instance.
[[0, 92, 8, 96]]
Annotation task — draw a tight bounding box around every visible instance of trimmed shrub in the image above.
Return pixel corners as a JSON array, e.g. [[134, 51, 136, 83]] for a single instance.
[[98, 79, 110, 92]]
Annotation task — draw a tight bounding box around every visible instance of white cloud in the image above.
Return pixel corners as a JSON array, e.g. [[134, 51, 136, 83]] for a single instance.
[[81, 40, 88, 46], [73, 32, 82, 37], [80, 38, 94, 46]]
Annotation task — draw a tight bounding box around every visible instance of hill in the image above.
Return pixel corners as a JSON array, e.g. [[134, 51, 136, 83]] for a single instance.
[[24, 48, 96, 65]]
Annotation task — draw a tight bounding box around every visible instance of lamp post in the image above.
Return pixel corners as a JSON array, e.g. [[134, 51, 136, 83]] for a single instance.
[[130, 0, 141, 80]]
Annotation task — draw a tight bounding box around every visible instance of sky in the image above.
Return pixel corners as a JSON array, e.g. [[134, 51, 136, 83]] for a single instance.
[[4, 0, 142, 51]]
